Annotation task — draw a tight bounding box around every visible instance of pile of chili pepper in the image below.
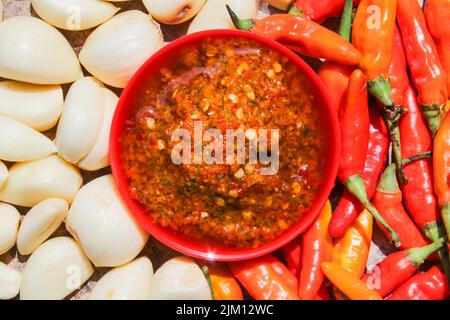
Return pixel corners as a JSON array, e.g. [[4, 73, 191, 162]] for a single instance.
[[191, 0, 450, 301]]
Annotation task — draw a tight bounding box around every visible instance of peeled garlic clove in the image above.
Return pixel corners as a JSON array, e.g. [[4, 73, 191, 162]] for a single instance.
[[187, 0, 258, 34], [17, 198, 69, 256], [31, 0, 120, 31], [0, 115, 57, 162], [143, 0, 206, 25], [20, 237, 93, 300], [0, 203, 20, 255], [56, 77, 105, 164], [0, 262, 21, 300], [0, 155, 82, 207], [66, 175, 148, 267], [148, 256, 211, 300], [0, 81, 63, 132], [79, 10, 164, 88], [0, 160, 7, 189], [89, 257, 153, 300], [0, 16, 82, 85], [78, 88, 118, 171]]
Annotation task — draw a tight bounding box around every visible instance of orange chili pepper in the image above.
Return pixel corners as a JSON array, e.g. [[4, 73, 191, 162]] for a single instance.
[[226, 7, 361, 66], [298, 200, 333, 300], [280, 238, 301, 277], [317, 0, 354, 113], [433, 112, 450, 237], [352, 0, 407, 184], [332, 209, 373, 277], [322, 262, 382, 300], [397, 0, 448, 136], [199, 263, 243, 300], [425, 0, 450, 97], [228, 254, 299, 300]]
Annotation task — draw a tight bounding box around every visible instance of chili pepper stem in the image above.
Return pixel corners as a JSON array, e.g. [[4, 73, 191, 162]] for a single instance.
[[201, 266, 216, 300], [288, 6, 303, 16], [368, 78, 394, 107], [402, 151, 432, 166], [226, 5, 255, 31], [338, 0, 353, 41], [406, 239, 445, 267], [422, 221, 450, 286], [344, 174, 401, 248], [441, 202, 450, 238], [422, 103, 443, 136], [377, 164, 398, 193]]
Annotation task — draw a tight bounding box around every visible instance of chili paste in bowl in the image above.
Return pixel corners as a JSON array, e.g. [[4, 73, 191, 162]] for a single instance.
[[110, 30, 340, 260]]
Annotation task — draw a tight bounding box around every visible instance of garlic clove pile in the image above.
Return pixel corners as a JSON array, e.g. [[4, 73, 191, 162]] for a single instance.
[[66, 175, 149, 267], [0, 155, 83, 207], [0, 16, 82, 84], [0, 160, 7, 189], [17, 198, 69, 256]]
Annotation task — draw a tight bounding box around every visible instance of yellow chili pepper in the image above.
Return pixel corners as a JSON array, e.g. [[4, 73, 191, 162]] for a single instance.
[[322, 262, 382, 300], [332, 209, 373, 277]]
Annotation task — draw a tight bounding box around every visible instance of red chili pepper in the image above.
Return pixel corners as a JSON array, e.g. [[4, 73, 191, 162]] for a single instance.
[[317, 0, 354, 114], [425, 0, 450, 96], [434, 112, 450, 238], [352, 0, 407, 183], [397, 0, 448, 136], [291, 0, 360, 24], [280, 238, 301, 277], [338, 69, 399, 246], [373, 164, 429, 249], [388, 27, 410, 107], [299, 201, 333, 300], [362, 240, 444, 298], [226, 7, 361, 66], [329, 106, 389, 238], [386, 266, 449, 300], [228, 254, 299, 300]]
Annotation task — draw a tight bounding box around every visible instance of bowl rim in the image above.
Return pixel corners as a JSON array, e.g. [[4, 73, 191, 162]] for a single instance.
[[110, 29, 340, 262]]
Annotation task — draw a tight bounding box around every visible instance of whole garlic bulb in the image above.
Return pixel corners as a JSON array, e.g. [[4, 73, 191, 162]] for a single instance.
[[66, 175, 149, 267], [79, 10, 164, 88], [20, 237, 94, 300], [0, 16, 82, 84]]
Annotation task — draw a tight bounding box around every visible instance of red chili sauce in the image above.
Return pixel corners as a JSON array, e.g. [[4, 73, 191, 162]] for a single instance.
[[121, 37, 326, 248]]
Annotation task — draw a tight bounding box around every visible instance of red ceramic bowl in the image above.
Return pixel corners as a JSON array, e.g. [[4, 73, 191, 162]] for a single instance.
[[110, 29, 340, 262]]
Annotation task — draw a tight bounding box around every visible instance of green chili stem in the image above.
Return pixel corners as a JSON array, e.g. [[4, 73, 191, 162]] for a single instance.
[[402, 151, 432, 166], [226, 5, 255, 31], [406, 239, 444, 268], [344, 174, 401, 248], [201, 266, 216, 300], [421, 103, 443, 137], [422, 221, 450, 287], [339, 0, 354, 41], [377, 164, 398, 193]]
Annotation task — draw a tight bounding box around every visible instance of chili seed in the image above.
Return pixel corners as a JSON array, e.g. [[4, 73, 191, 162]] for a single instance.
[[215, 197, 225, 206], [244, 163, 255, 173], [228, 94, 238, 103], [273, 63, 282, 73], [229, 189, 239, 198], [242, 210, 254, 221], [201, 212, 209, 218], [157, 139, 166, 150], [267, 69, 275, 78], [146, 118, 155, 129], [291, 182, 301, 194], [234, 168, 245, 179], [236, 108, 244, 120]]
